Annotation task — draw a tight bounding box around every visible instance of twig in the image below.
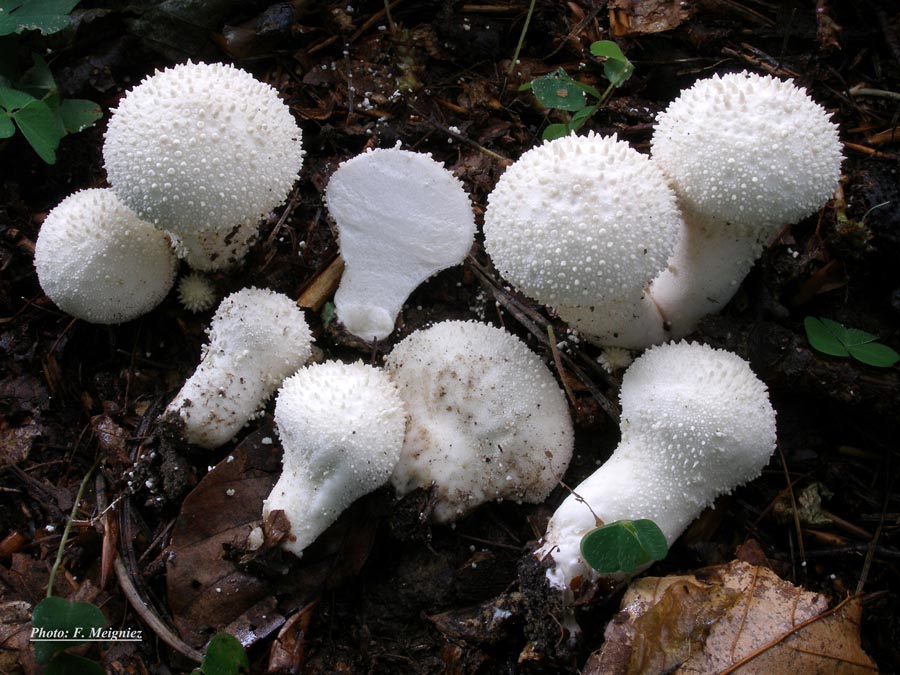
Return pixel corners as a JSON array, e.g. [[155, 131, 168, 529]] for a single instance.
[[848, 85, 900, 101], [777, 444, 807, 576]]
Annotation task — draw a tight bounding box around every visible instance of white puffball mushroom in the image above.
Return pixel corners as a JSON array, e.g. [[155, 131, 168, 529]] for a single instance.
[[176, 273, 216, 312], [538, 341, 776, 591], [386, 320, 574, 522], [325, 148, 476, 341], [163, 287, 313, 448], [34, 188, 177, 324], [651, 70, 843, 231], [483, 132, 681, 313], [103, 61, 304, 256], [263, 361, 406, 557], [647, 71, 843, 338]]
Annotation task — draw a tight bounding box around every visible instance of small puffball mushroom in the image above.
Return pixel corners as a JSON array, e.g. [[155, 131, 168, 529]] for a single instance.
[[103, 61, 304, 253], [386, 320, 574, 521], [263, 361, 406, 557], [34, 188, 177, 324], [163, 287, 313, 448], [538, 342, 776, 591], [647, 71, 843, 337], [483, 132, 681, 318], [176, 273, 216, 312], [325, 148, 476, 341]]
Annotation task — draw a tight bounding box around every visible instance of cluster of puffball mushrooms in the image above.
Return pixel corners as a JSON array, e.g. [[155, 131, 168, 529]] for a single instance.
[[32, 61, 842, 611]]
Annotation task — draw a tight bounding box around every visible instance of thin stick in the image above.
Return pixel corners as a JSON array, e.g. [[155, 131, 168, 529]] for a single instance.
[[507, 0, 537, 76]]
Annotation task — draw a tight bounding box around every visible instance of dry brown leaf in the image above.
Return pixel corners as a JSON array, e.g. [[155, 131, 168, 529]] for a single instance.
[[166, 425, 282, 648], [587, 560, 878, 675], [608, 0, 692, 36]]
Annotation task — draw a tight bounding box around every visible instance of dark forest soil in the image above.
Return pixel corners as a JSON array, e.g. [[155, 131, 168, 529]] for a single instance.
[[1, 1, 899, 673]]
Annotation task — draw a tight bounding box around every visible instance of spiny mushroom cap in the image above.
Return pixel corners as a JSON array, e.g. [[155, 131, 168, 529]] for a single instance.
[[325, 147, 476, 341], [165, 287, 313, 448], [483, 132, 681, 307], [386, 320, 574, 522], [651, 70, 843, 232], [104, 61, 304, 235], [264, 361, 406, 556], [34, 188, 176, 324], [618, 341, 777, 507], [540, 341, 776, 590], [176, 273, 216, 312]]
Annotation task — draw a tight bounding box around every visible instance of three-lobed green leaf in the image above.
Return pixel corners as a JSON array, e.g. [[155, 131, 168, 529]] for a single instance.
[[31, 596, 105, 665], [580, 519, 668, 575], [196, 632, 250, 675], [804, 316, 899, 368], [0, 0, 81, 36], [589, 40, 634, 87], [0, 52, 102, 163]]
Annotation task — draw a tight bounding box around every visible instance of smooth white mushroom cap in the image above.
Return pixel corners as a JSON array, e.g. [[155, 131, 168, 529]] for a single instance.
[[263, 361, 406, 557], [104, 61, 304, 235], [34, 188, 176, 324], [539, 341, 776, 590], [386, 320, 574, 522], [651, 70, 843, 232], [483, 132, 680, 307], [164, 287, 313, 448], [325, 148, 476, 341]]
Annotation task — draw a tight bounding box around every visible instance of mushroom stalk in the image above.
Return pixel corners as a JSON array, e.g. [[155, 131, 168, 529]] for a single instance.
[[648, 210, 767, 339]]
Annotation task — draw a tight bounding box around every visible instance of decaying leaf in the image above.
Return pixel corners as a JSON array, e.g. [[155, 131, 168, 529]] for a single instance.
[[0, 601, 34, 675], [587, 560, 878, 675], [166, 425, 282, 648], [608, 0, 692, 36]]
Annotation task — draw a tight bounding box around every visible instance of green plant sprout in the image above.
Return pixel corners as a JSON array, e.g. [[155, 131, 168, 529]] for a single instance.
[[31, 462, 106, 675], [0, 0, 102, 163], [804, 316, 899, 368], [520, 40, 634, 141], [194, 632, 250, 675], [580, 518, 668, 575]]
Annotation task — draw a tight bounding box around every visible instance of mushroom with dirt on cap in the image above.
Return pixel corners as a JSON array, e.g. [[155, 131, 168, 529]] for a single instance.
[[161, 287, 313, 449], [386, 320, 574, 521]]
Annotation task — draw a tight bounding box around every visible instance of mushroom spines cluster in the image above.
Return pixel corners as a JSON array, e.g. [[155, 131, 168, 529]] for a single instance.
[[165, 287, 313, 448], [324, 147, 476, 341], [651, 70, 843, 231], [386, 320, 574, 522], [34, 188, 177, 324], [483, 132, 681, 308], [263, 360, 406, 557], [103, 61, 304, 236]]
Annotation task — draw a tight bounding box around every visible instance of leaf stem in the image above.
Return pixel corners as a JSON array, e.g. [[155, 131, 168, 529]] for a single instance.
[[47, 461, 98, 598], [507, 0, 537, 77]]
